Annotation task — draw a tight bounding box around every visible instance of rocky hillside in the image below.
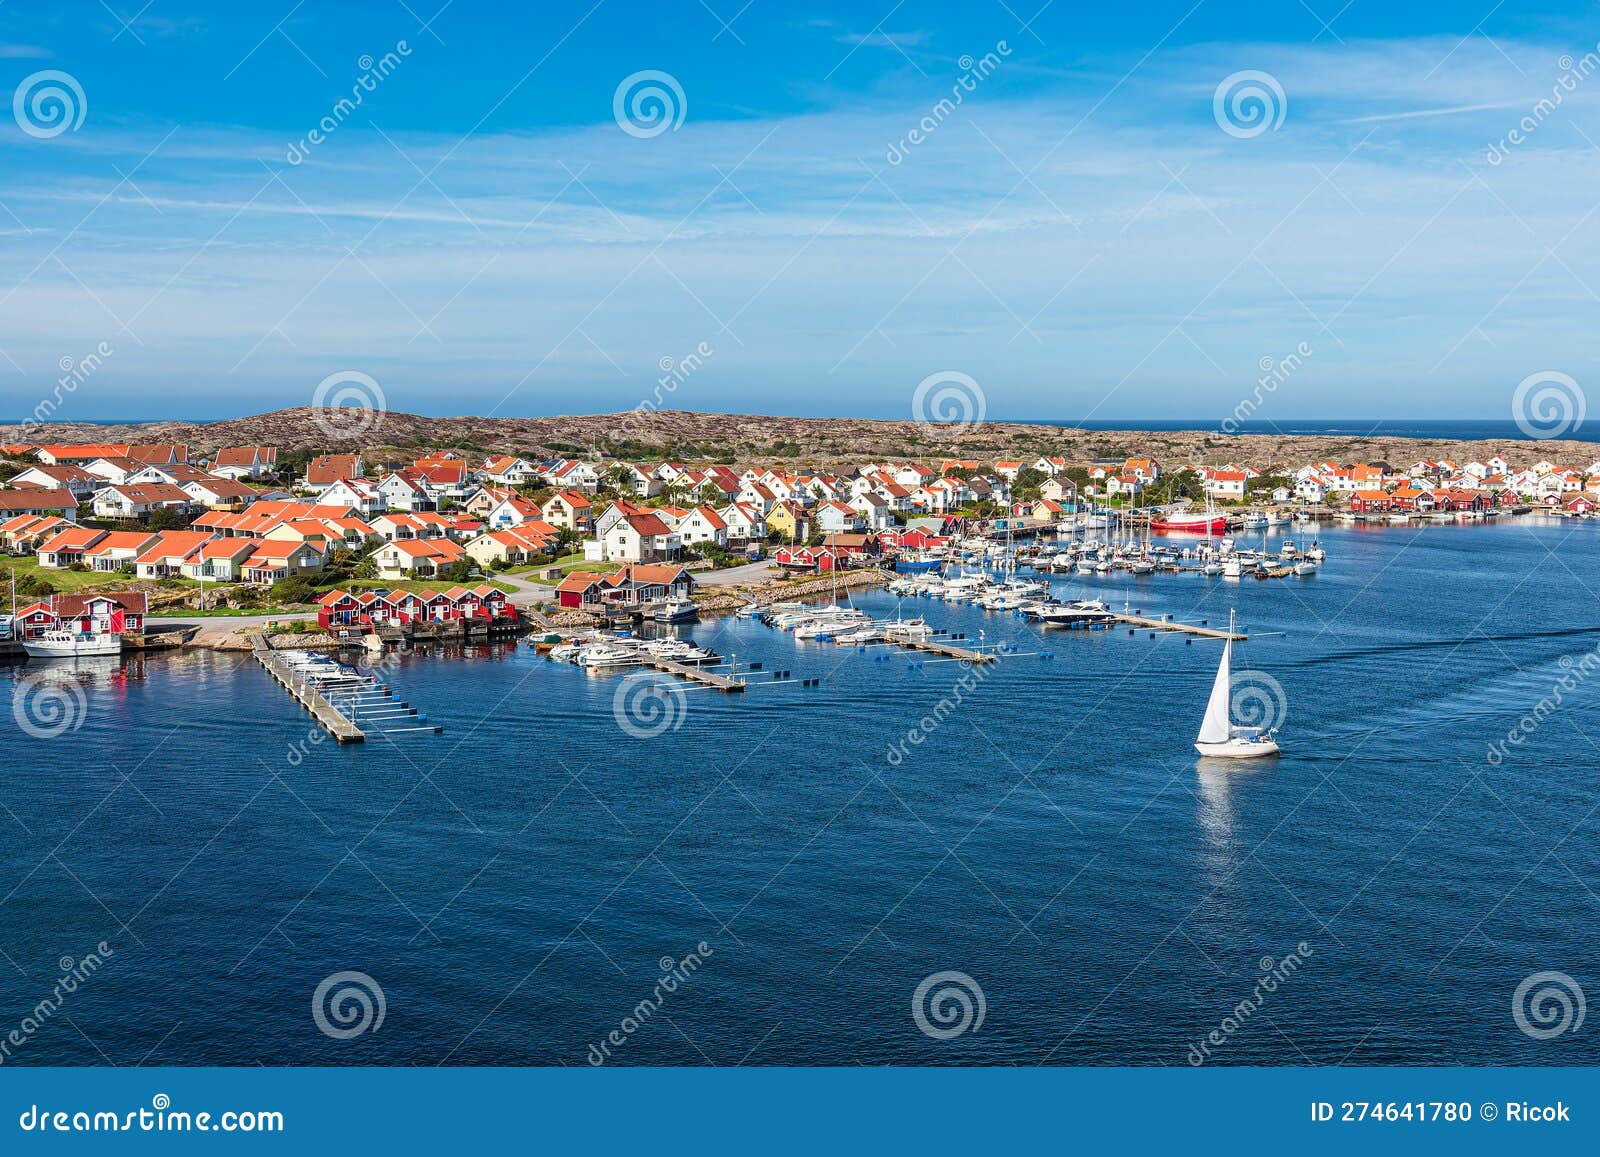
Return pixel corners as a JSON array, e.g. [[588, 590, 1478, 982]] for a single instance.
[[3, 407, 1595, 470]]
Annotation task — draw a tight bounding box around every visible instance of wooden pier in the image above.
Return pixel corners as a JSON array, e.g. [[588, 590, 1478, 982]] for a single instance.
[[639, 653, 746, 691], [1108, 612, 1245, 640], [250, 633, 365, 743], [897, 636, 997, 662]]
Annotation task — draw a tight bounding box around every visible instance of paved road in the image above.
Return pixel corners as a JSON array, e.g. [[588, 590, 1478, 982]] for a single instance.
[[694, 561, 780, 586]]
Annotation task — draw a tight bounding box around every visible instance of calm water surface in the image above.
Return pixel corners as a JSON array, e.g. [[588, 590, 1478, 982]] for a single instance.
[[2, 516, 1597, 1066]]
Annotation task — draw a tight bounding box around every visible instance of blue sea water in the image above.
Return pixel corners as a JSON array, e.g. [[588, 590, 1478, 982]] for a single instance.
[[1, 516, 1598, 1067], [1019, 418, 1595, 442]]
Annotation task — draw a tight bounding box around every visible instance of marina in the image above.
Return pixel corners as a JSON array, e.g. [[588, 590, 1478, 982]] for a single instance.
[[3, 512, 1599, 1067]]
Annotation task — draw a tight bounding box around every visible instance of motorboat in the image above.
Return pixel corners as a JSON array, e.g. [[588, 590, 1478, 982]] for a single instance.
[[653, 597, 698, 623], [1293, 560, 1318, 576], [1241, 512, 1269, 531], [23, 630, 121, 658], [575, 642, 641, 668]]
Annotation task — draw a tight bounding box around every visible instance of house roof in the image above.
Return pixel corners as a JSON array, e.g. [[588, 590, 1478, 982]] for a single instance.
[[0, 488, 78, 510], [306, 454, 362, 485], [212, 446, 277, 467]]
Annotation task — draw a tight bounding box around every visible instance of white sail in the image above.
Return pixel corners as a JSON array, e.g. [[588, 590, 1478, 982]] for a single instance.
[[1197, 638, 1232, 744]]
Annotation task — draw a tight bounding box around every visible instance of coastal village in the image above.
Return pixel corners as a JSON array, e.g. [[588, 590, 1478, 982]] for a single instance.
[[0, 436, 1589, 656]]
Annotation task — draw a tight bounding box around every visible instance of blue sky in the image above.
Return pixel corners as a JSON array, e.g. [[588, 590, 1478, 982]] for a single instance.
[[2, 0, 1599, 422]]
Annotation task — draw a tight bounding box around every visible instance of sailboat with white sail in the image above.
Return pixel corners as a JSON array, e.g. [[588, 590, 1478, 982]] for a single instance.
[[1194, 611, 1281, 758]]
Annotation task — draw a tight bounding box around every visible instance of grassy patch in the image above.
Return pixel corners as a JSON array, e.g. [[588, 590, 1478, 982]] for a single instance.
[[0, 557, 129, 593]]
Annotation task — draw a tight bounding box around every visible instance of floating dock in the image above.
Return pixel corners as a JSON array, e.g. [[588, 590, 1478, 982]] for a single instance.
[[1108, 612, 1245, 640], [639, 653, 747, 691], [251, 634, 365, 744], [897, 636, 996, 662]]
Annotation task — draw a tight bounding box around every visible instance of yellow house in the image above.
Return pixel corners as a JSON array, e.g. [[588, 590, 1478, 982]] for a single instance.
[[764, 501, 809, 542]]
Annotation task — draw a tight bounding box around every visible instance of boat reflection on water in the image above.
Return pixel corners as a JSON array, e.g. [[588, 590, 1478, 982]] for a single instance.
[[1193, 760, 1275, 892]]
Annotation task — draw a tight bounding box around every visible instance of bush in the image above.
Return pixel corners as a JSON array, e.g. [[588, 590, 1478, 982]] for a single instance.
[[270, 576, 315, 605]]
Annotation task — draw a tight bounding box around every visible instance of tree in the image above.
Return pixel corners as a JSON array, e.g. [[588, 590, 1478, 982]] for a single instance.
[[271, 576, 315, 605]]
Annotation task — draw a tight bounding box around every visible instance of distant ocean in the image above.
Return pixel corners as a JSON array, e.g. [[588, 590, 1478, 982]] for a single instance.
[[13, 416, 1584, 443], [1013, 419, 1577, 442]]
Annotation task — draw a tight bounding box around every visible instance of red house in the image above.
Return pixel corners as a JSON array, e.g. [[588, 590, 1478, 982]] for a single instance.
[[15, 592, 146, 638]]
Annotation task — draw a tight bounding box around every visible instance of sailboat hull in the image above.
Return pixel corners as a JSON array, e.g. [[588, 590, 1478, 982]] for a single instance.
[[1195, 737, 1281, 758]]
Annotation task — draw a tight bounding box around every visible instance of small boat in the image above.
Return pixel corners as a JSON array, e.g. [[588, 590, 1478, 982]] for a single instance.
[[1200, 561, 1222, 576], [23, 630, 121, 658], [735, 603, 762, 618], [653, 597, 698, 623], [575, 642, 640, 668], [883, 617, 934, 642], [1194, 612, 1280, 759], [1222, 558, 1242, 579], [1293, 560, 1318, 576], [1241, 512, 1268, 531]]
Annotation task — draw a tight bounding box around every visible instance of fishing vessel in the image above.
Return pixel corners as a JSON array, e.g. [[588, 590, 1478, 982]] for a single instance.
[[653, 597, 698, 623], [1194, 612, 1280, 759], [23, 629, 122, 658]]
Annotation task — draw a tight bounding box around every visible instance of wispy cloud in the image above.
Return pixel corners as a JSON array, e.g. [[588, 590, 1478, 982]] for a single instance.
[[0, 43, 52, 58]]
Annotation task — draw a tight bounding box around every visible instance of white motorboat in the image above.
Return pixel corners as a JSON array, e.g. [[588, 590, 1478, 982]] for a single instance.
[[23, 630, 121, 658], [1241, 512, 1268, 530], [653, 597, 698, 623], [576, 642, 641, 668], [1293, 560, 1318, 576], [1201, 561, 1223, 576], [1222, 557, 1242, 579], [1194, 612, 1280, 759], [883, 616, 934, 642]]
